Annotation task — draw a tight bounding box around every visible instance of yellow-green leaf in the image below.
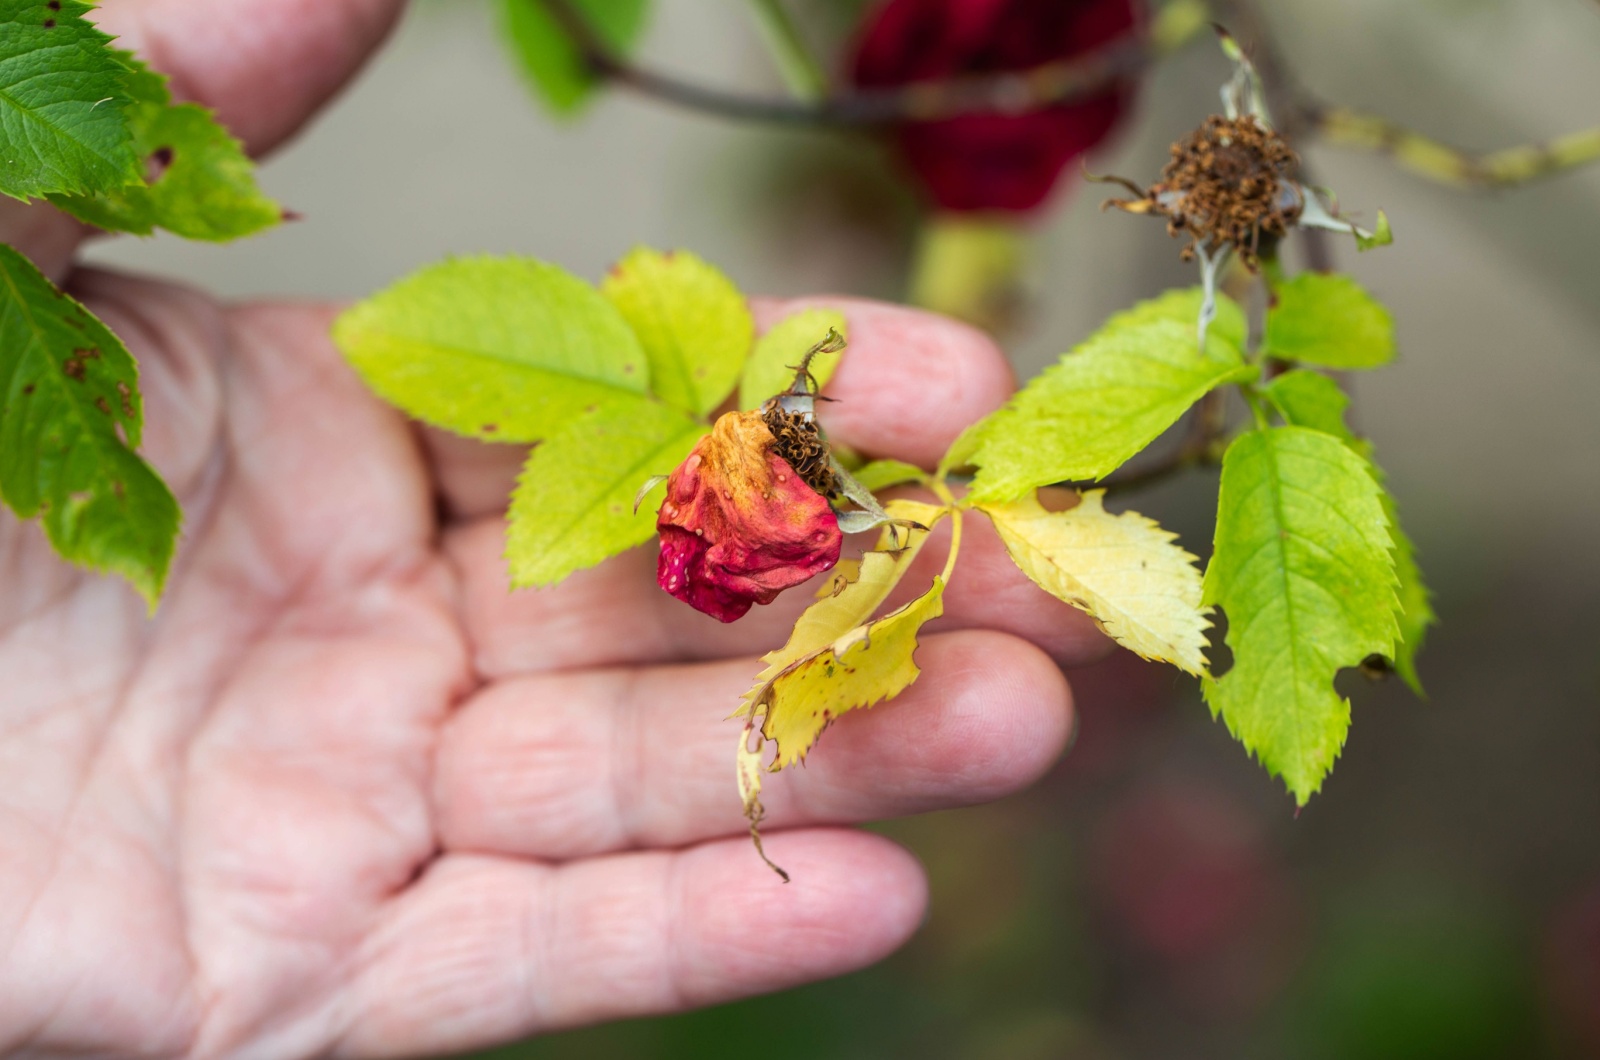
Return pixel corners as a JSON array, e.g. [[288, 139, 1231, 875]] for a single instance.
[[332, 255, 647, 442], [758, 575, 946, 769], [851, 458, 925, 493], [741, 498, 944, 709], [739, 307, 847, 410], [980, 490, 1209, 676], [600, 246, 752, 416], [969, 287, 1254, 503], [1202, 426, 1401, 804], [506, 396, 705, 587], [1261, 368, 1434, 694]]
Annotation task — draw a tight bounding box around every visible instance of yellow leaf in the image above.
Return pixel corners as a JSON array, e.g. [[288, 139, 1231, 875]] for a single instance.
[[756, 576, 946, 769], [980, 490, 1210, 676], [736, 498, 946, 713]]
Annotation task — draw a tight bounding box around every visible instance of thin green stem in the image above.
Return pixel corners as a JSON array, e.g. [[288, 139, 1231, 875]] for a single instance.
[[743, 0, 827, 102], [1242, 384, 1273, 430]]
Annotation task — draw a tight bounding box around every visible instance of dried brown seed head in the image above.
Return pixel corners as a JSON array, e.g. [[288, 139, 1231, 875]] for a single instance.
[[1107, 115, 1302, 269]]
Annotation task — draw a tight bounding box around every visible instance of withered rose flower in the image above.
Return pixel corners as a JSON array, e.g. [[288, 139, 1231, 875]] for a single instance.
[[657, 409, 842, 623], [851, 0, 1142, 213]]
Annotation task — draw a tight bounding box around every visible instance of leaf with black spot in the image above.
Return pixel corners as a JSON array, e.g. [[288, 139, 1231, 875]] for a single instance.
[[0, 244, 179, 605], [49, 50, 280, 240]]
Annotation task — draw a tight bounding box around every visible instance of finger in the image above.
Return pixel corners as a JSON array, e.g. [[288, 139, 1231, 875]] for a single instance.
[[445, 501, 1112, 677], [338, 832, 926, 1056], [432, 630, 1072, 861], [94, 0, 404, 157], [427, 295, 1016, 521]]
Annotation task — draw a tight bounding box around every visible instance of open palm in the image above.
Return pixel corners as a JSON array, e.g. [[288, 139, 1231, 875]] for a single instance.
[[0, 2, 1108, 1056]]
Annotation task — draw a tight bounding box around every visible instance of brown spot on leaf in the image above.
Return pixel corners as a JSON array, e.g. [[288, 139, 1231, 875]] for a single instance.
[[63, 356, 85, 381], [77, 346, 99, 360], [115, 380, 133, 417], [481, 423, 498, 434], [95, 396, 111, 415], [42, 17, 55, 27], [48, 1, 61, 9], [22, 384, 34, 396]]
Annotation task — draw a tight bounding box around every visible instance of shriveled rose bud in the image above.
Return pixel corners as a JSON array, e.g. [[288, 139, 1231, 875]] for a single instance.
[[657, 409, 842, 622]]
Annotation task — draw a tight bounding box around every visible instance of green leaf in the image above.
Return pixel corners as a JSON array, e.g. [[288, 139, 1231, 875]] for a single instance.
[[738, 307, 847, 410], [50, 53, 279, 241], [851, 458, 925, 493], [1259, 367, 1356, 443], [0, 243, 178, 604], [332, 255, 648, 442], [0, 0, 140, 200], [1262, 369, 1434, 694], [968, 287, 1255, 503], [1202, 425, 1400, 804], [497, 0, 650, 115], [506, 397, 704, 587], [600, 247, 751, 416], [1265, 272, 1395, 369]]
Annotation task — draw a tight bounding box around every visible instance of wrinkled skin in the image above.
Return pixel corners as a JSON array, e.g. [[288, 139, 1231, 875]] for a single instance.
[[851, 0, 1141, 212], [0, 2, 1114, 1057], [657, 411, 842, 622]]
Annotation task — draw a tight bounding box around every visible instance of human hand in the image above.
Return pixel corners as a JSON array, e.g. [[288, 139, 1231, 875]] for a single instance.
[[0, 2, 1110, 1056]]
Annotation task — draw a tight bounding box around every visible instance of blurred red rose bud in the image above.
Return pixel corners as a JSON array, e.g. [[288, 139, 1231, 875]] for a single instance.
[[851, 0, 1141, 213], [657, 409, 842, 622]]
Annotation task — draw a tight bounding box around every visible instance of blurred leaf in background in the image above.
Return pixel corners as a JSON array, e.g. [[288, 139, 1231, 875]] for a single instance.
[[497, 0, 651, 115]]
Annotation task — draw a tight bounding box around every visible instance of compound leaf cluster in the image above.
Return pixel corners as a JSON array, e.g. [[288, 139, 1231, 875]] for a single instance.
[[333, 247, 849, 589]]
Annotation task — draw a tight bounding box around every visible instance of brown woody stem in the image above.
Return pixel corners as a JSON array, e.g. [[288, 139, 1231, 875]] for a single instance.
[[536, 0, 1600, 195], [535, 0, 1197, 127]]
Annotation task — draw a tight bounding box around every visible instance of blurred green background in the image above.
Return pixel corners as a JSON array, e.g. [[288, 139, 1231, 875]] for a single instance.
[[85, 0, 1600, 1055]]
